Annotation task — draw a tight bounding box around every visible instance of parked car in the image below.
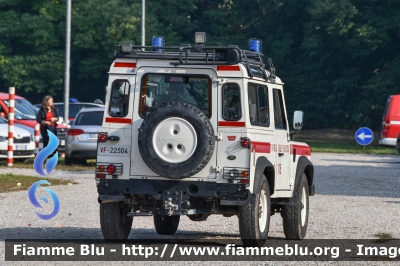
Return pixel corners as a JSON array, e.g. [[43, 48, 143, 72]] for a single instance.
[[0, 116, 43, 149], [52, 102, 105, 125], [0, 92, 37, 128], [379, 94, 400, 147], [0, 93, 68, 152], [65, 107, 104, 165], [0, 117, 35, 160]]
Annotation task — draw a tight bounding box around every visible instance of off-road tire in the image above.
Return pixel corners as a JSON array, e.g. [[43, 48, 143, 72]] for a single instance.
[[138, 102, 215, 179], [188, 213, 210, 222], [153, 214, 180, 235], [238, 176, 270, 247], [282, 173, 309, 240], [64, 155, 74, 165], [100, 202, 133, 241]]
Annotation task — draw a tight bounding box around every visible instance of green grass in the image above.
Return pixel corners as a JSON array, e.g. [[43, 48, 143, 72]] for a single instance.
[[0, 157, 96, 171], [0, 173, 77, 193], [295, 129, 397, 154]]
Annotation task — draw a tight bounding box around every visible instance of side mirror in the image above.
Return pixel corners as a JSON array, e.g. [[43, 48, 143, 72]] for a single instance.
[[293, 111, 304, 130]]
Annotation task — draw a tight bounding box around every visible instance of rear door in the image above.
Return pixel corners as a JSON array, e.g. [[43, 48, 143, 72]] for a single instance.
[[130, 67, 218, 179]]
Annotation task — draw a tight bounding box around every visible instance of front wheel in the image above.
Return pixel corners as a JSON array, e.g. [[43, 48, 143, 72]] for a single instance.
[[100, 202, 133, 241], [238, 176, 270, 247], [281, 173, 309, 239]]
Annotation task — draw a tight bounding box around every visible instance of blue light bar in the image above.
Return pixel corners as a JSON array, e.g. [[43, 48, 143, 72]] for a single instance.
[[152, 36, 165, 52], [249, 39, 262, 53]]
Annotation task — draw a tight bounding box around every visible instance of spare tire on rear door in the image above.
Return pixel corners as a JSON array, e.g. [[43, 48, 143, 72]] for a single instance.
[[138, 102, 215, 179]]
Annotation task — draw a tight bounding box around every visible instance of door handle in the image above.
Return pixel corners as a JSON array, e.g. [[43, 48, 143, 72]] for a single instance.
[[278, 153, 284, 157]]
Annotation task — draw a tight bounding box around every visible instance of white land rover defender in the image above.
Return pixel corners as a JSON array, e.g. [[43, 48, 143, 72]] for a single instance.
[[96, 33, 314, 247]]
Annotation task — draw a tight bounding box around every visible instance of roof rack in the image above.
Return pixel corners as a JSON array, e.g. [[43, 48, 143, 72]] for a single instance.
[[113, 44, 276, 82]]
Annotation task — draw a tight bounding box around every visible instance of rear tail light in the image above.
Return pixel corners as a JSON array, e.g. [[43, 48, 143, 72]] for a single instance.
[[223, 168, 250, 184], [96, 174, 105, 179], [385, 121, 391, 129], [67, 129, 84, 136], [107, 164, 116, 174], [98, 132, 108, 142], [96, 162, 122, 177], [240, 137, 251, 148]]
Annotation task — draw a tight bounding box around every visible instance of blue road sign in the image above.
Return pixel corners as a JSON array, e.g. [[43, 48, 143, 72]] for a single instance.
[[355, 127, 374, 146]]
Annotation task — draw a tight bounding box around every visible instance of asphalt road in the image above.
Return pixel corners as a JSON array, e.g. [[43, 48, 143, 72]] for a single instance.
[[1, 152, 399, 265]]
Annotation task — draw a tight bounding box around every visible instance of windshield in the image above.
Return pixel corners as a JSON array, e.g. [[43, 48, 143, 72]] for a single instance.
[[139, 74, 211, 117], [4, 100, 37, 120]]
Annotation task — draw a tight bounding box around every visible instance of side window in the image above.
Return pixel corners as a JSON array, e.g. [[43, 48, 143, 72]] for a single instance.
[[109, 80, 130, 117], [222, 83, 241, 121], [248, 83, 270, 127], [273, 88, 287, 130]]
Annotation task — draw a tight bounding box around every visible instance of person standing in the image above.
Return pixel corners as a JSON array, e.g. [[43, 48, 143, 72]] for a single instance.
[[36, 95, 59, 155]]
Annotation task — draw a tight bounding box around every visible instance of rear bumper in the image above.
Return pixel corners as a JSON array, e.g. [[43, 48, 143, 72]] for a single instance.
[[97, 179, 251, 207], [0, 150, 35, 158], [379, 138, 396, 147], [66, 141, 97, 158]]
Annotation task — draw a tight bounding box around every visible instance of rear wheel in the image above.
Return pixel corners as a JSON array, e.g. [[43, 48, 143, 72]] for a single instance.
[[281, 173, 309, 240], [65, 155, 86, 165], [238, 176, 270, 247], [153, 214, 180, 235], [100, 202, 133, 241], [64, 155, 74, 165]]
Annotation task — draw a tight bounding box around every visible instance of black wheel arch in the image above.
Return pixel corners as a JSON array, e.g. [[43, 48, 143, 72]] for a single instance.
[[294, 156, 314, 195], [253, 156, 275, 196]]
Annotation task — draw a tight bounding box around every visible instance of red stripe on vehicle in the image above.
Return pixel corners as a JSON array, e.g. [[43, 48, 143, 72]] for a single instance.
[[217, 65, 240, 71], [105, 117, 132, 124], [218, 121, 245, 127], [291, 144, 311, 156], [252, 141, 271, 154], [114, 62, 136, 68]]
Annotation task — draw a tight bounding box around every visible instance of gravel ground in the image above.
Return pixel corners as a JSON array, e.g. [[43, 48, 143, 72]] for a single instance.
[[0, 152, 399, 265]]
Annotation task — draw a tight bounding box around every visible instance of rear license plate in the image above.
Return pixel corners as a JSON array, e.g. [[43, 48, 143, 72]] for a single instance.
[[88, 133, 98, 139], [14, 145, 27, 150], [98, 145, 130, 156]]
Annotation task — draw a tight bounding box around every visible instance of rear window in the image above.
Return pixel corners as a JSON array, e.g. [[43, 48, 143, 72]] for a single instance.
[[139, 74, 211, 117], [74, 112, 103, 125]]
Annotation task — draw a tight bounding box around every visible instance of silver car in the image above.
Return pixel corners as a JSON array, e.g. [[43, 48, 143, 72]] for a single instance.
[[65, 107, 104, 165]]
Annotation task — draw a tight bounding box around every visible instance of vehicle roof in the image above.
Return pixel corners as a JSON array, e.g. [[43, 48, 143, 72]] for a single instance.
[[76, 107, 105, 114], [53, 102, 105, 106], [0, 92, 26, 100], [110, 43, 283, 84]]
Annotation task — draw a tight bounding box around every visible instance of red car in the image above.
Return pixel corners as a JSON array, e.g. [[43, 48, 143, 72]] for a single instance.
[[0, 92, 68, 151], [379, 94, 400, 147]]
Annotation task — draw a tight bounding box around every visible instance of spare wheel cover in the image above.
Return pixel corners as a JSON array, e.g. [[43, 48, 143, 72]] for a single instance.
[[138, 102, 215, 179]]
